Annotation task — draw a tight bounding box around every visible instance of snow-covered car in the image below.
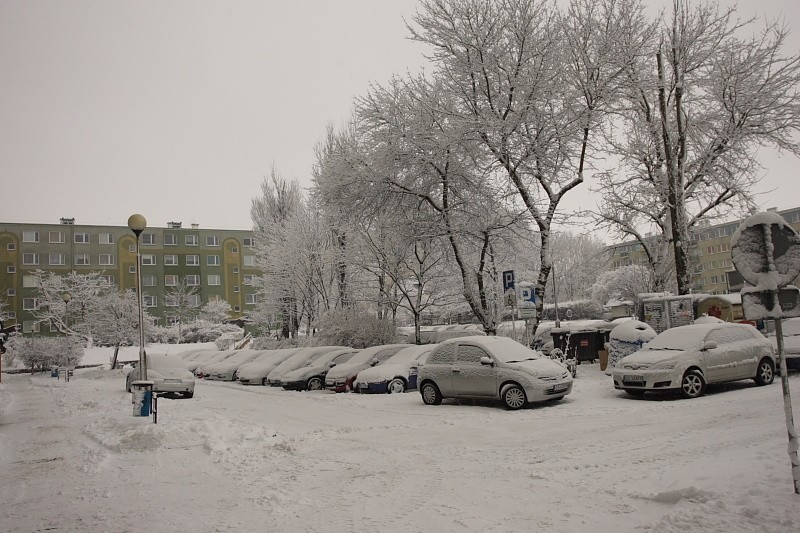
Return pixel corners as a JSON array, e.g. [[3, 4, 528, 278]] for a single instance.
[[612, 322, 776, 399], [417, 336, 572, 410], [203, 349, 264, 381], [186, 349, 228, 374], [237, 348, 302, 385], [766, 317, 800, 373], [281, 349, 359, 391], [325, 344, 410, 392], [124, 352, 195, 398], [266, 346, 347, 386], [353, 344, 436, 394], [193, 349, 238, 378]]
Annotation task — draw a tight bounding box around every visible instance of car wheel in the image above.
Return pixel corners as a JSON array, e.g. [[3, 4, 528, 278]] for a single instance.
[[306, 377, 323, 391], [420, 382, 442, 405], [387, 378, 406, 394], [754, 358, 775, 386], [183, 392, 194, 399], [680, 369, 705, 399], [502, 384, 527, 410], [262, 377, 269, 386], [625, 390, 646, 397]]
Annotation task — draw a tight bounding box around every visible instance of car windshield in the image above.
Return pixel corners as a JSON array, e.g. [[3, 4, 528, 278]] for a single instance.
[[644, 330, 706, 351], [487, 338, 541, 363], [148, 354, 189, 369], [385, 346, 430, 364]]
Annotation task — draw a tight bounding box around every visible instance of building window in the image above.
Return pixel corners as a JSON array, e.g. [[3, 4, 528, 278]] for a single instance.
[[208, 275, 221, 286], [245, 294, 257, 304], [49, 253, 65, 266], [74, 253, 90, 266], [206, 236, 219, 247], [165, 295, 178, 307], [22, 275, 37, 287], [207, 255, 220, 266], [164, 234, 177, 246], [243, 275, 254, 285], [243, 255, 255, 267], [142, 275, 156, 287], [142, 233, 156, 245], [74, 232, 90, 244], [7, 288, 16, 297], [23, 253, 39, 265], [128, 266, 136, 274], [99, 254, 115, 266], [6, 242, 16, 250], [243, 238, 254, 247], [49, 231, 64, 243], [22, 230, 39, 243], [164, 274, 178, 286], [143, 295, 157, 307], [234, 306, 241, 312], [99, 275, 115, 284], [23, 321, 40, 334], [7, 266, 16, 274], [186, 275, 200, 286], [185, 235, 198, 246], [23, 298, 38, 310], [186, 255, 199, 266], [164, 254, 178, 266], [232, 267, 239, 274], [141, 254, 156, 266], [99, 233, 114, 245], [233, 286, 240, 293], [188, 294, 200, 306], [231, 246, 239, 254]]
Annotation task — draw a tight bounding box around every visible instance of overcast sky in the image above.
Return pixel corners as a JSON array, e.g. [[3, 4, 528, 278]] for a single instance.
[[1, 0, 799, 232]]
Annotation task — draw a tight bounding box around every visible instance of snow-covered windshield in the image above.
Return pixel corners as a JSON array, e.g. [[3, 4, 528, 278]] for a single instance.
[[385, 345, 431, 364], [148, 354, 189, 369], [644, 329, 706, 351], [484, 337, 541, 363]]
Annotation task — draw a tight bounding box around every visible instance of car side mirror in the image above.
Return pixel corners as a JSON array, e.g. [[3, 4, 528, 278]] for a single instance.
[[328, 361, 336, 368], [703, 341, 717, 351], [370, 358, 379, 366], [409, 362, 419, 369], [480, 356, 494, 366]]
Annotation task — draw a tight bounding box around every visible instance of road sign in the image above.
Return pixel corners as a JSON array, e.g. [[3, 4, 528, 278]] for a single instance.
[[502, 270, 515, 292], [732, 212, 800, 288]]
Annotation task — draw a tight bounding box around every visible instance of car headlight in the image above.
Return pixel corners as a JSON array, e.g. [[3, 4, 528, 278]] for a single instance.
[[650, 360, 677, 370]]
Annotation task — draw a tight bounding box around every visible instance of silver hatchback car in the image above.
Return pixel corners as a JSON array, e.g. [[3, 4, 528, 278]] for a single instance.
[[417, 336, 573, 410]]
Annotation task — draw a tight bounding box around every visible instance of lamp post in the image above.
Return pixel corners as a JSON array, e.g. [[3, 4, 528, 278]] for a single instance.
[[128, 214, 148, 381], [62, 292, 71, 373]]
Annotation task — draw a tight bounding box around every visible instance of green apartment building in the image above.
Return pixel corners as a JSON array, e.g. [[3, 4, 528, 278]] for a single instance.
[[607, 206, 800, 294], [0, 218, 260, 334]]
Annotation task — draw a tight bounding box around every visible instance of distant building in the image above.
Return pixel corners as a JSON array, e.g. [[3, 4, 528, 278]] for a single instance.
[[0, 218, 259, 334], [606, 206, 800, 295]]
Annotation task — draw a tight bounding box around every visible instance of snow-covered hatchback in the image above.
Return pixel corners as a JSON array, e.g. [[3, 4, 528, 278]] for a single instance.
[[613, 322, 775, 399], [417, 336, 573, 410]]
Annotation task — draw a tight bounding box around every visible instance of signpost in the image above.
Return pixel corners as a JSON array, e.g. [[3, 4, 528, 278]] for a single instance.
[[732, 212, 800, 494]]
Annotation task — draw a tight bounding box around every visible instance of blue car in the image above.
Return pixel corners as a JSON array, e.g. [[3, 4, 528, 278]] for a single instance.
[[354, 344, 436, 394]]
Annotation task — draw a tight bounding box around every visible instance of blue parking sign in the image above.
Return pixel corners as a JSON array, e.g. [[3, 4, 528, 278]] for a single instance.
[[503, 270, 515, 292]]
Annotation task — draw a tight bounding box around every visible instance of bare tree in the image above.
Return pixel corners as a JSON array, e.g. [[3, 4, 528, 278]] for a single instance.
[[593, 0, 800, 293], [164, 278, 200, 339]]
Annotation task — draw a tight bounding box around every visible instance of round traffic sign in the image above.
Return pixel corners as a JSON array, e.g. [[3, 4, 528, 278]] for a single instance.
[[731, 212, 800, 288]]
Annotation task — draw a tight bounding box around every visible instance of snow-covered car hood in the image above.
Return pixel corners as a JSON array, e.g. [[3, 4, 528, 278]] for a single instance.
[[505, 357, 571, 378], [619, 349, 689, 366], [237, 361, 282, 379], [146, 367, 194, 381], [356, 363, 414, 383], [326, 361, 371, 380], [282, 363, 328, 381]]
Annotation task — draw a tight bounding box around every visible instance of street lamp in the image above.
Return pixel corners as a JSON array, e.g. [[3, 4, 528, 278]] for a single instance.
[[62, 292, 71, 373], [128, 213, 148, 381]]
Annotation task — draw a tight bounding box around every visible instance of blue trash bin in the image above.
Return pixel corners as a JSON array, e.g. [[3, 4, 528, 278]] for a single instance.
[[131, 380, 154, 417]]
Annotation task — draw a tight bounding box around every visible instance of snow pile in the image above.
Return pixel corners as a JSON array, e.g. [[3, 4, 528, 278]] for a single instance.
[[604, 320, 657, 375]]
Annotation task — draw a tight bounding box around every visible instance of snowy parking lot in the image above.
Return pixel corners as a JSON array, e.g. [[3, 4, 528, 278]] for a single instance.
[[1, 363, 799, 532]]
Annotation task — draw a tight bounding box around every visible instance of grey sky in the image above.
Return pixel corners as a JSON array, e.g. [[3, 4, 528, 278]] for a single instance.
[[1, 0, 799, 232]]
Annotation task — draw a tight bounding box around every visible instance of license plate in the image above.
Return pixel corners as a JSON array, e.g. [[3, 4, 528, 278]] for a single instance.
[[623, 375, 644, 384]]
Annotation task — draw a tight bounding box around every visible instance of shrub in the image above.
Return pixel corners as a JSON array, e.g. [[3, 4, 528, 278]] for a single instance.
[[316, 308, 397, 349]]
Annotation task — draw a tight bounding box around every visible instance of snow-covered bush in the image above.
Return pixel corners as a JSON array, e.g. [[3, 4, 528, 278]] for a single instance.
[[316, 309, 397, 349], [4, 336, 84, 370], [147, 326, 180, 344], [250, 336, 300, 350], [604, 320, 656, 375], [180, 320, 243, 344], [540, 300, 603, 321]]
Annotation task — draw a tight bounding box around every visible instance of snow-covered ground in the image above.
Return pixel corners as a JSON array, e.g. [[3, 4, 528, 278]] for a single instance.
[[1, 357, 799, 532]]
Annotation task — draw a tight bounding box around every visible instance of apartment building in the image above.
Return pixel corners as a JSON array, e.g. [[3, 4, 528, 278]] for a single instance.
[[607, 206, 800, 294], [0, 218, 260, 334]]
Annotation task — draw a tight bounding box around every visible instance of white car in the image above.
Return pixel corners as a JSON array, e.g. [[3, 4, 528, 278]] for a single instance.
[[125, 352, 196, 398], [417, 336, 572, 410], [612, 322, 775, 399], [203, 349, 264, 381], [325, 344, 410, 392], [266, 346, 347, 386], [193, 349, 238, 378], [237, 348, 302, 385], [354, 344, 435, 393], [766, 317, 800, 373]]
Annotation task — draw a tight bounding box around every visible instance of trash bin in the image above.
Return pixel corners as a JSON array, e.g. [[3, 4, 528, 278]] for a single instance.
[[131, 380, 154, 417], [50, 366, 59, 378]]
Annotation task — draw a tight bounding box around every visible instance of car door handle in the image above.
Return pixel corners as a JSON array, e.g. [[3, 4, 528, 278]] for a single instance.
[[452, 367, 461, 373]]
